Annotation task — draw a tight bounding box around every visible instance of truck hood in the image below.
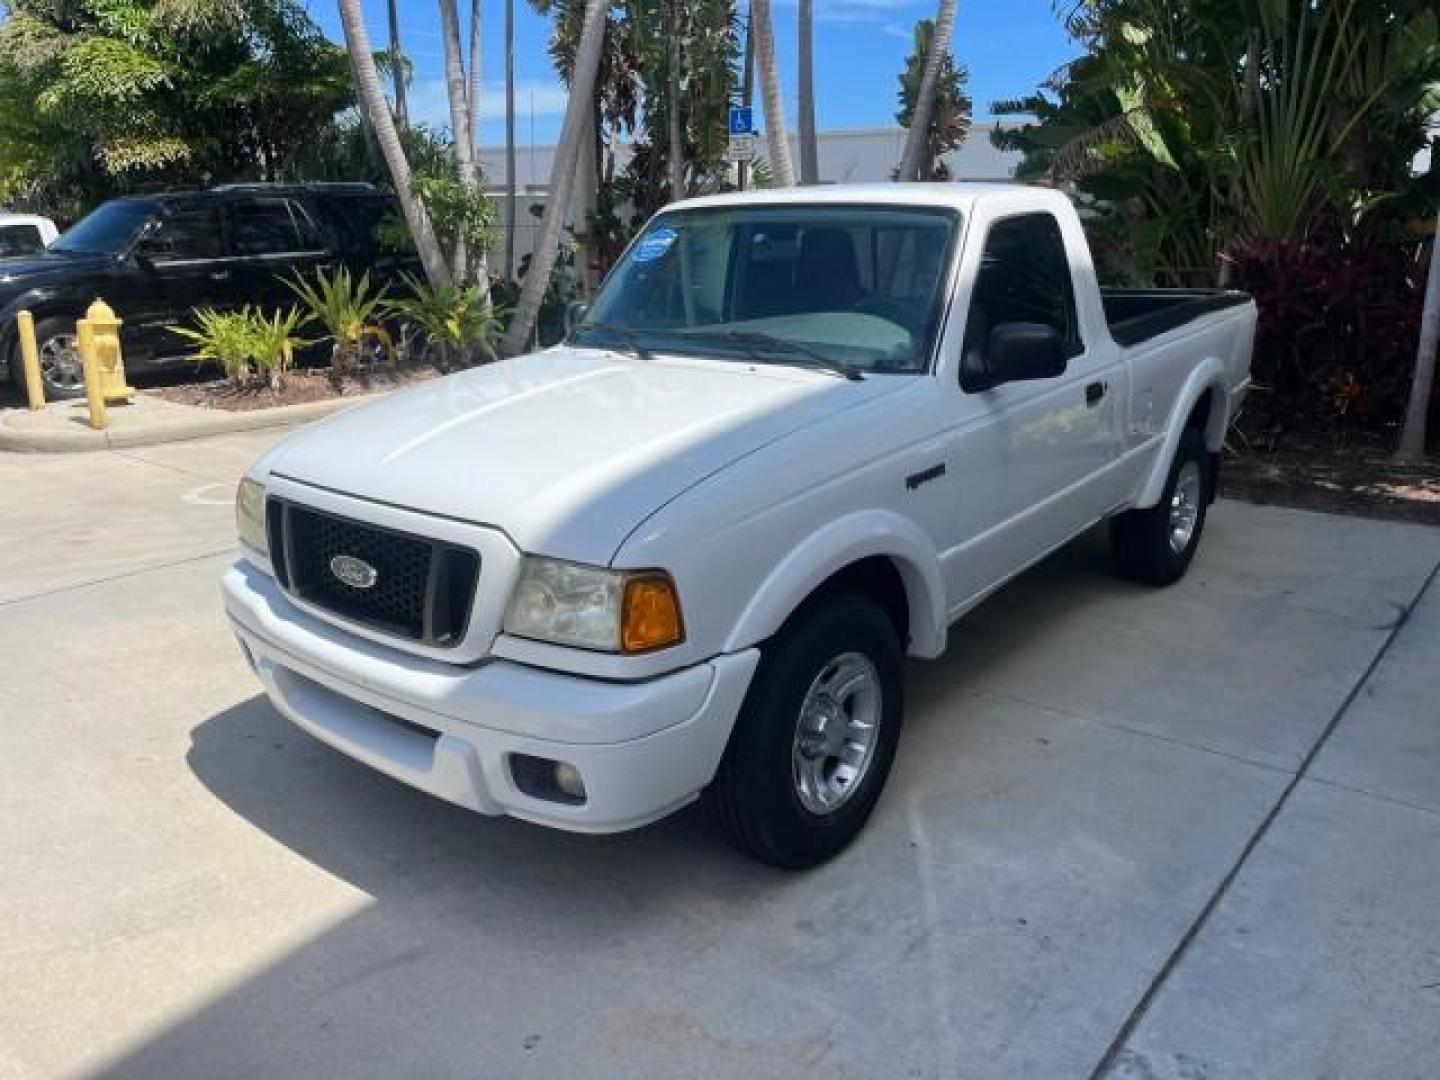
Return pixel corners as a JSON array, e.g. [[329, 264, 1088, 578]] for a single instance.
[[264, 346, 903, 563]]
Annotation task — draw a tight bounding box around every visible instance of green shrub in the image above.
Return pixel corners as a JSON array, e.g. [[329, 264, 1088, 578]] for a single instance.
[[386, 272, 507, 371], [170, 306, 307, 388], [284, 266, 393, 375]]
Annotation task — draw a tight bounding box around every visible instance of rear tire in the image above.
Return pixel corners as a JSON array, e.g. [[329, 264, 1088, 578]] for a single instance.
[[1111, 428, 1211, 586], [706, 592, 903, 869]]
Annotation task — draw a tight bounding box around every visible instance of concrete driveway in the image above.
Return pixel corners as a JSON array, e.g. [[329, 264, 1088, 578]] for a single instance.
[[2, 431, 1437, 1080]]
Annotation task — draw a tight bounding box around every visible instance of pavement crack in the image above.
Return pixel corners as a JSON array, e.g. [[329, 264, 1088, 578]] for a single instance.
[[1087, 554, 1440, 1080], [0, 547, 235, 609]]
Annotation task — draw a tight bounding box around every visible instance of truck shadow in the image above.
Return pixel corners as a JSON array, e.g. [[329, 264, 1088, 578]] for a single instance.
[[99, 526, 1137, 1077]]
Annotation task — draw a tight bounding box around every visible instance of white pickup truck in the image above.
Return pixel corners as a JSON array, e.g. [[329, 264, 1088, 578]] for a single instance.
[[223, 184, 1254, 867]]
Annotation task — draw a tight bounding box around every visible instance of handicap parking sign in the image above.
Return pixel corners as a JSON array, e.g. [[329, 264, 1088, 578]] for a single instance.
[[728, 107, 753, 136]]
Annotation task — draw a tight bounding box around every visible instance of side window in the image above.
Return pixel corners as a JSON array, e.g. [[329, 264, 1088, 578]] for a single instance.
[[0, 224, 44, 257], [228, 199, 306, 256], [137, 207, 223, 261], [963, 212, 1081, 363]]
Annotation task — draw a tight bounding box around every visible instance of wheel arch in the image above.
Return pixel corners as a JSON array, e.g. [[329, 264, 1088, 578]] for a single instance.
[[721, 511, 947, 659], [1135, 362, 1230, 509]]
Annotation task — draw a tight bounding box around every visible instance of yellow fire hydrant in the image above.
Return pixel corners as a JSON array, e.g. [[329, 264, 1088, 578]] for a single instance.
[[77, 298, 133, 429]]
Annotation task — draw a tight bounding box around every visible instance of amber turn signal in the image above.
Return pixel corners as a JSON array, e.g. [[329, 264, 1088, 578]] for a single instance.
[[620, 573, 685, 653]]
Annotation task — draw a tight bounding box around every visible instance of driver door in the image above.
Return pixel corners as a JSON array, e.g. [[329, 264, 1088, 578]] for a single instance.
[[945, 211, 1124, 608]]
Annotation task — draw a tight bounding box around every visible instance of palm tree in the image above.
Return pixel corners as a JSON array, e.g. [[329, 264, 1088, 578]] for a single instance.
[[1398, 217, 1439, 460], [469, 0, 482, 159], [387, 0, 408, 124], [439, 0, 482, 283], [751, 0, 794, 186], [337, 0, 452, 290], [668, 0, 685, 200], [504, 0, 517, 279], [896, 0, 955, 183], [797, 0, 818, 184], [499, 0, 610, 356]]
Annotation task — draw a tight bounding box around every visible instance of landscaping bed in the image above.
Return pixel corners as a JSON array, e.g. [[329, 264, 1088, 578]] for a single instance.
[[151, 365, 440, 412], [1222, 441, 1440, 526]]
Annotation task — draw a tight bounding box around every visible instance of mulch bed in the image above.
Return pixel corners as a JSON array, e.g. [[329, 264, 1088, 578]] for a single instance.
[[1221, 439, 1440, 526], [151, 366, 440, 412]]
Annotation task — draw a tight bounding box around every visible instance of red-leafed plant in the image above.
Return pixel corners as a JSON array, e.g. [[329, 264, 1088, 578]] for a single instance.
[[1228, 230, 1427, 444]]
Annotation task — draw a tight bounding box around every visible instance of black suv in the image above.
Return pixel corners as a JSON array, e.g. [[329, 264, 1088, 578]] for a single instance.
[[0, 183, 416, 398]]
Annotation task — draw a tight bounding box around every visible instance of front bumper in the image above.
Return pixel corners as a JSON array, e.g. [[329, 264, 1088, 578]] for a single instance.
[[223, 562, 759, 833]]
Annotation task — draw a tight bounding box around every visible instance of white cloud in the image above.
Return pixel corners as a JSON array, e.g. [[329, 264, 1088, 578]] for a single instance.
[[407, 78, 571, 134]]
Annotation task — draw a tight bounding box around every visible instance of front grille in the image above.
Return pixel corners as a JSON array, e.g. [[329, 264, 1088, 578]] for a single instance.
[[267, 498, 479, 646]]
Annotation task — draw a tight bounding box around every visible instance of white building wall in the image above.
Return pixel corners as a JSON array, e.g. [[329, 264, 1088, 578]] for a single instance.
[[477, 124, 1023, 272]]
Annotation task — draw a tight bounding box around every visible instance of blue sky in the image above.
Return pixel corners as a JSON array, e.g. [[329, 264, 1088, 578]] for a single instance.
[[303, 0, 1080, 147]]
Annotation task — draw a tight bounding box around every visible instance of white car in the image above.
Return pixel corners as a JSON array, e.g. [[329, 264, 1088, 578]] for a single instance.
[[0, 213, 58, 258], [223, 184, 1255, 867]]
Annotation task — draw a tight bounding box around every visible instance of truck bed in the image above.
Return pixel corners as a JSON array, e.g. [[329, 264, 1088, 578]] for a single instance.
[[1102, 288, 1253, 348]]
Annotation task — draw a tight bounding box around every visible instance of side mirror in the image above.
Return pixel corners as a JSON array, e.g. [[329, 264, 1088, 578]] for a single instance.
[[961, 322, 1067, 392], [563, 299, 589, 337]]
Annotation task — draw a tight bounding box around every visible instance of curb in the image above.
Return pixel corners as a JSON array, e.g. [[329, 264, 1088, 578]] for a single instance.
[[0, 394, 370, 453]]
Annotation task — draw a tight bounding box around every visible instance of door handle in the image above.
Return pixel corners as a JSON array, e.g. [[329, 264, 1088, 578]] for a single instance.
[[1085, 381, 1107, 407], [209, 269, 231, 282]]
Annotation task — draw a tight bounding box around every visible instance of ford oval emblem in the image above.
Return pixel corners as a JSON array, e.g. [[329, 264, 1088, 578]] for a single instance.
[[330, 554, 378, 590]]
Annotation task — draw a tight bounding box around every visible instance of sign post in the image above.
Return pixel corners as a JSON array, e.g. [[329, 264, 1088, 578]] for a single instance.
[[728, 106, 755, 190]]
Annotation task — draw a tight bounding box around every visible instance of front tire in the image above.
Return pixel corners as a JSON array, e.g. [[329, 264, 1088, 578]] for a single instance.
[[706, 592, 903, 869], [24, 318, 87, 401], [1111, 428, 1211, 586]]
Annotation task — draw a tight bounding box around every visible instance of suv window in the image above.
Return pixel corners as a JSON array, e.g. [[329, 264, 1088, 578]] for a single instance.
[[963, 212, 1081, 363], [0, 224, 44, 257], [228, 199, 323, 256], [137, 206, 223, 261]]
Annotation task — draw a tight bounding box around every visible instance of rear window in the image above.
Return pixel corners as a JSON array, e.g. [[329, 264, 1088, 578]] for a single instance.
[[229, 199, 324, 256], [0, 224, 44, 257]]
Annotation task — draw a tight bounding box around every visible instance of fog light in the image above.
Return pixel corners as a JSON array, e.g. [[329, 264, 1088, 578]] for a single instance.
[[554, 761, 586, 801], [509, 753, 587, 805]]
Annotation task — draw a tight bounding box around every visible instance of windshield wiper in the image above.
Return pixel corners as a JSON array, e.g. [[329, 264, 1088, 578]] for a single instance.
[[676, 329, 863, 381], [574, 321, 654, 362]]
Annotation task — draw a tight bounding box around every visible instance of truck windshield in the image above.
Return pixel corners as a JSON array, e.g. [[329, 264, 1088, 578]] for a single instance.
[[51, 202, 154, 255], [576, 204, 959, 374]]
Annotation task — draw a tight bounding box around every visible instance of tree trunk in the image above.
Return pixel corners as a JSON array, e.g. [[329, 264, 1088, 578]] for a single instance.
[[751, 0, 794, 187], [797, 0, 818, 184], [668, 0, 685, 201], [1397, 222, 1440, 461], [338, 0, 451, 290], [504, 0, 517, 279], [439, 0, 483, 287], [468, 0, 481, 160], [897, 0, 956, 183], [387, 0, 408, 124], [466, 0, 490, 297], [499, 0, 609, 357]]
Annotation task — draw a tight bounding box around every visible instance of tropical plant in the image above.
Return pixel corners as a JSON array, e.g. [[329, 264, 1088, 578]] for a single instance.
[[500, 0, 611, 356], [171, 306, 307, 388], [285, 267, 394, 375], [337, 0, 453, 291], [0, 0, 350, 213], [895, 18, 972, 182], [897, 0, 958, 182], [388, 273, 508, 369]]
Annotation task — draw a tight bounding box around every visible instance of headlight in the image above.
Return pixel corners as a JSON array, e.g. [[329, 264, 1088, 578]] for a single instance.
[[504, 557, 684, 654], [235, 478, 268, 556]]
